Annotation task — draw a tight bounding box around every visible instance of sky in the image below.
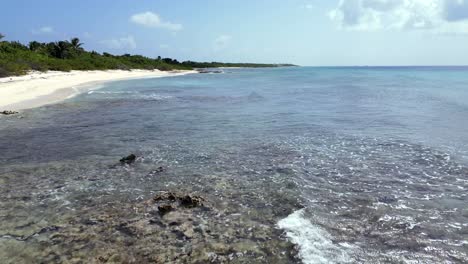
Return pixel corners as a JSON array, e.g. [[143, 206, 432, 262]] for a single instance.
[[2, 0, 468, 66]]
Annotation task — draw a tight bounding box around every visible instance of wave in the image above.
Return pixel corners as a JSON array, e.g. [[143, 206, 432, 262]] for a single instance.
[[278, 209, 353, 264], [140, 93, 174, 100], [87, 91, 135, 95], [87, 91, 174, 101]]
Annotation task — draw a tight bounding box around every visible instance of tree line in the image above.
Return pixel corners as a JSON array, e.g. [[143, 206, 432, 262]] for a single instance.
[[0, 34, 294, 77]]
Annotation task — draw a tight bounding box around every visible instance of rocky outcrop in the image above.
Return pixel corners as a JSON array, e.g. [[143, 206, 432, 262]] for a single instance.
[[197, 69, 223, 74], [149, 166, 165, 175], [0, 177, 301, 263], [0, 110, 19, 115], [152, 191, 205, 208], [157, 204, 173, 216], [119, 154, 136, 164]]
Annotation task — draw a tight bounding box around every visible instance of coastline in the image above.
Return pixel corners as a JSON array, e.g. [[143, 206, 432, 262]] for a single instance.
[[0, 69, 197, 111]]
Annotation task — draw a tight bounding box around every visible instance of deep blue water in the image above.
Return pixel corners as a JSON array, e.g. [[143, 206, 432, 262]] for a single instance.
[[1, 67, 467, 263]]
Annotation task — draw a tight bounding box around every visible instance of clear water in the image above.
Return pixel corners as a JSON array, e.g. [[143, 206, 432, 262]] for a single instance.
[[1, 67, 467, 263]]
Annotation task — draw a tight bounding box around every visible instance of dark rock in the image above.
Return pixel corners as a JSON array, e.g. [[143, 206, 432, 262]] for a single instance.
[[83, 219, 103, 226], [180, 195, 204, 208], [171, 230, 189, 240], [149, 166, 165, 175], [197, 69, 223, 74], [153, 191, 177, 202], [158, 204, 173, 216], [152, 191, 205, 209], [0, 110, 19, 115], [168, 193, 177, 200], [275, 167, 294, 174], [115, 223, 136, 236], [148, 219, 165, 227], [378, 196, 397, 204], [120, 154, 136, 164]]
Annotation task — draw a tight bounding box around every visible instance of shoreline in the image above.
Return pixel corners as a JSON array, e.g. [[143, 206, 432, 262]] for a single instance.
[[0, 69, 197, 111]]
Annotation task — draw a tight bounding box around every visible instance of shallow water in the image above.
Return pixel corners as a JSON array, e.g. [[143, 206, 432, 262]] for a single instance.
[[1, 67, 467, 263]]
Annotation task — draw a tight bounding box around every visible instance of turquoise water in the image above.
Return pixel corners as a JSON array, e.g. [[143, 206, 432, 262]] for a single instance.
[[1, 67, 467, 263]]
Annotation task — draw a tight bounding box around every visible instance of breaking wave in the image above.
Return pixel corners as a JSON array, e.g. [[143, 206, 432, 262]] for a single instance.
[[278, 209, 353, 264]]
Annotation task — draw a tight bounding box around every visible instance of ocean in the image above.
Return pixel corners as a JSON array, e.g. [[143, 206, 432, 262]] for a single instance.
[[1, 67, 467, 263]]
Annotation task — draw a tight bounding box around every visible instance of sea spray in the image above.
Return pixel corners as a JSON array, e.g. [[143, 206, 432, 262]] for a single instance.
[[278, 209, 352, 264]]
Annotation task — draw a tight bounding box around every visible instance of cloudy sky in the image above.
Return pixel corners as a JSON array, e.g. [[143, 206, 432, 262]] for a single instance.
[[2, 0, 468, 66]]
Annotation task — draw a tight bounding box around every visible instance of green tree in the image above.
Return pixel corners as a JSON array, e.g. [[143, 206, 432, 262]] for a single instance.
[[0, 35, 288, 77], [53, 41, 71, 59], [10, 41, 28, 50], [70, 37, 83, 50], [45, 42, 56, 57], [29, 41, 42, 51]]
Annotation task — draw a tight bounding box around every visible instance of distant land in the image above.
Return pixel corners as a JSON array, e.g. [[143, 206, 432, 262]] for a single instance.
[[0, 34, 295, 77]]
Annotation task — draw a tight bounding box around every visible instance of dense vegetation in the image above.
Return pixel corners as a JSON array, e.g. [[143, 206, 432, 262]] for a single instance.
[[0, 35, 294, 77]]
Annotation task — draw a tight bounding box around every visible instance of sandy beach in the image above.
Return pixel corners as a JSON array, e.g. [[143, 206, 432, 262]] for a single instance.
[[0, 69, 196, 111]]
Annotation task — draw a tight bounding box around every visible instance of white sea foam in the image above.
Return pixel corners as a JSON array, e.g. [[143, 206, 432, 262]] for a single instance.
[[277, 209, 353, 264], [87, 90, 174, 100], [142, 93, 174, 100], [87, 90, 134, 94]]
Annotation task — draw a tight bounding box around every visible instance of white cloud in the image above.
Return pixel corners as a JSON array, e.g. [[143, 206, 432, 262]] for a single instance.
[[100, 35, 136, 50], [32, 26, 54, 35], [130, 11, 183, 31], [214, 35, 232, 51], [329, 0, 468, 33], [305, 4, 314, 9]]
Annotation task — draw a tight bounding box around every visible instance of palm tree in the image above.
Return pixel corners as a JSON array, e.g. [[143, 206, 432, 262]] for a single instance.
[[29, 41, 42, 51], [70, 37, 83, 50], [0, 33, 4, 40], [53, 41, 71, 59]]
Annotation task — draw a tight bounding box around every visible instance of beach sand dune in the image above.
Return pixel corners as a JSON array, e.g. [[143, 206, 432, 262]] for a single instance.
[[0, 69, 196, 111]]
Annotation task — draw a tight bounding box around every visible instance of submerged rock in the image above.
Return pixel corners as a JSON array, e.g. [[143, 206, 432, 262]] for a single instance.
[[152, 191, 205, 208], [197, 69, 223, 74], [180, 195, 203, 208], [0, 172, 301, 263], [378, 196, 397, 204], [119, 154, 136, 165], [149, 166, 165, 175], [0, 110, 19, 115], [158, 204, 173, 216], [153, 191, 178, 202]]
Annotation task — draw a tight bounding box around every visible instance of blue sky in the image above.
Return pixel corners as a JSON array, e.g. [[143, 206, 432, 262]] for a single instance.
[[2, 0, 468, 66]]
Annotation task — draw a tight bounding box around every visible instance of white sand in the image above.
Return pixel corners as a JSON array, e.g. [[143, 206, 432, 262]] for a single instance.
[[0, 69, 196, 110]]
